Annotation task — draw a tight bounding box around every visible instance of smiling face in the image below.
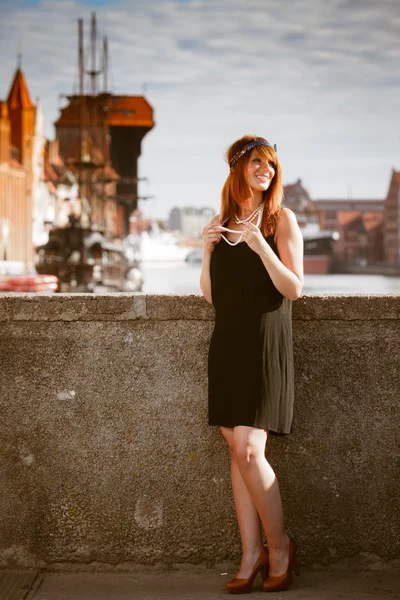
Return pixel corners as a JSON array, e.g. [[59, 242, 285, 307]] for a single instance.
[[221, 136, 283, 234], [245, 148, 276, 193]]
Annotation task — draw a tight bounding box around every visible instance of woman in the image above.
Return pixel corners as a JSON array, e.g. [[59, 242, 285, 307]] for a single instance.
[[200, 135, 304, 594]]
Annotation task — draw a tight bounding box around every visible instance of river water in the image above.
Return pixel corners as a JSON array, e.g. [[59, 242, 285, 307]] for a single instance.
[[141, 262, 400, 295]]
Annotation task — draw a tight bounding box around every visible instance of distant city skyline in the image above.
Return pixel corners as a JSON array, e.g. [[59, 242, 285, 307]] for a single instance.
[[0, 0, 399, 219]]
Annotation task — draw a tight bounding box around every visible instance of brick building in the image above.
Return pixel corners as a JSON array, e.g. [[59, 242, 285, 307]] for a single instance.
[[315, 198, 384, 266], [0, 67, 82, 268], [283, 179, 321, 228], [333, 211, 383, 265], [0, 68, 35, 264], [55, 94, 154, 238], [315, 198, 384, 231], [383, 170, 400, 264]]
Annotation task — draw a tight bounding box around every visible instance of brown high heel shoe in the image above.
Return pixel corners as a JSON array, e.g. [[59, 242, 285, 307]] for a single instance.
[[225, 546, 269, 594], [262, 539, 299, 592]]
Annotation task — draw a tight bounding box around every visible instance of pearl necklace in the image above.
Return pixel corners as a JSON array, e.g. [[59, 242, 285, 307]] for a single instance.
[[221, 204, 264, 246], [234, 206, 261, 224]]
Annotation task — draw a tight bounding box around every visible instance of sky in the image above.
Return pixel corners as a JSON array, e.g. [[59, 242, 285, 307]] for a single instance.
[[0, 0, 399, 219]]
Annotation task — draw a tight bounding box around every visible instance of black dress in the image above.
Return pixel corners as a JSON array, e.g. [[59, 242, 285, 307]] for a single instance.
[[207, 233, 294, 435]]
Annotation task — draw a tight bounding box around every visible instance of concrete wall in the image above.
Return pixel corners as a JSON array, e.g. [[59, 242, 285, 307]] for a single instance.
[[0, 293, 399, 571]]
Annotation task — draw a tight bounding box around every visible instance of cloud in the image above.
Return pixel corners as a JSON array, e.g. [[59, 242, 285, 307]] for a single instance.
[[0, 0, 399, 216]]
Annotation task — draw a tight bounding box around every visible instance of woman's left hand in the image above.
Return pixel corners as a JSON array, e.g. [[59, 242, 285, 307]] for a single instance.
[[243, 221, 268, 255]]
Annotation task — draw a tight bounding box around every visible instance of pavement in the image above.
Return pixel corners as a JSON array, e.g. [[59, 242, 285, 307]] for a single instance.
[[1, 568, 398, 600]]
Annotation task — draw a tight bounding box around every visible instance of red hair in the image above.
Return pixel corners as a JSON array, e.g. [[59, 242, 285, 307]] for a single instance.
[[220, 135, 283, 236]]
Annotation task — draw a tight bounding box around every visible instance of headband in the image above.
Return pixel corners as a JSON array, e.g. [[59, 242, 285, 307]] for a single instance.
[[229, 140, 277, 169]]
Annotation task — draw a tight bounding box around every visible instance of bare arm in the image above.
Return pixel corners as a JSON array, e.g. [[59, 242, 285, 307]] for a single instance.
[[200, 215, 223, 304], [200, 250, 213, 304], [257, 208, 304, 301]]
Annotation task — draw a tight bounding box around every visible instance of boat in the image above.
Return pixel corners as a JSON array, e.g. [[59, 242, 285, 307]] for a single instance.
[[301, 222, 340, 275], [125, 223, 191, 263], [283, 179, 339, 274], [35, 217, 141, 292]]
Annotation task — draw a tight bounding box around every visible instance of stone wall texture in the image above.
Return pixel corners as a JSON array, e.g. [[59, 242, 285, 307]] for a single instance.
[[0, 293, 399, 571]]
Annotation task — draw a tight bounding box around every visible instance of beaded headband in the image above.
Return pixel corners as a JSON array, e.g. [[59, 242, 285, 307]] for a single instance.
[[229, 140, 277, 169]]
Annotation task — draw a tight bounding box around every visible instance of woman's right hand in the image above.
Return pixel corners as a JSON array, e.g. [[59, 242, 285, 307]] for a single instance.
[[202, 215, 223, 254]]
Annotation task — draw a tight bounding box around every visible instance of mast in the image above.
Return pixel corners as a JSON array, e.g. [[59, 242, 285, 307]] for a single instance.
[[103, 36, 108, 93], [78, 17, 87, 222], [78, 16, 85, 162], [90, 12, 97, 96], [102, 36, 110, 169]]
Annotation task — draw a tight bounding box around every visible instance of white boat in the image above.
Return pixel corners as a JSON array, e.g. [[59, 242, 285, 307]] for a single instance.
[[125, 224, 191, 263]]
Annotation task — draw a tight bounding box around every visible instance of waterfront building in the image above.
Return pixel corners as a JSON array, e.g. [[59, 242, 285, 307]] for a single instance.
[[383, 170, 400, 264], [168, 207, 182, 231], [168, 206, 215, 238], [315, 197, 384, 267], [54, 15, 154, 238], [315, 198, 384, 231], [32, 102, 78, 249], [333, 211, 383, 266], [282, 180, 338, 274], [283, 179, 321, 228], [0, 68, 35, 265], [0, 65, 83, 270]]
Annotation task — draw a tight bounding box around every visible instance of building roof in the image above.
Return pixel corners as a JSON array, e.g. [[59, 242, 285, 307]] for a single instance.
[[316, 198, 383, 205], [315, 198, 384, 214], [55, 94, 154, 129], [336, 210, 382, 232], [336, 211, 361, 226], [283, 179, 317, 215], [106, 95, 154, 127], [362, 212, 383, 231], [283, 179, 303, 194], [7, 68, 35, 111]]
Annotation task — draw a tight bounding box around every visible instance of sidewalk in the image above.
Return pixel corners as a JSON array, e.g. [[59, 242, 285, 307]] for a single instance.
[[2, 568, 397, 600]]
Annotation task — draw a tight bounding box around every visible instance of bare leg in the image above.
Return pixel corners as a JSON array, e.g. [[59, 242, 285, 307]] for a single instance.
[[220, 426, 264, 578], [232, 426, 290, 577]]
